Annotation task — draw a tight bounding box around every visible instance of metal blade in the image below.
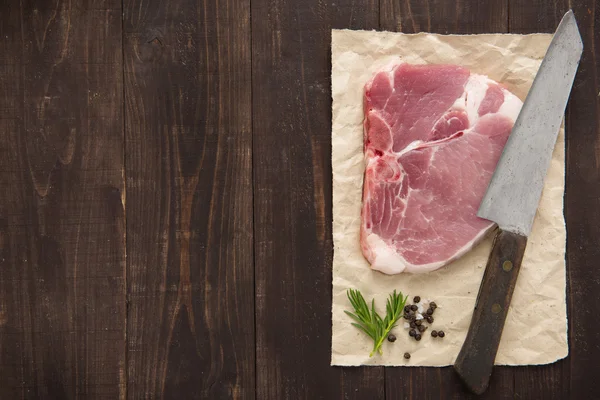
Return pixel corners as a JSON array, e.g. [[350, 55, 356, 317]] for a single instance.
[[477, 10, 583, 236]]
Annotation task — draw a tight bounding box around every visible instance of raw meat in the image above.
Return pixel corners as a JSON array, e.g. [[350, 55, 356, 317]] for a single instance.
[[360, 63, 522, 274]]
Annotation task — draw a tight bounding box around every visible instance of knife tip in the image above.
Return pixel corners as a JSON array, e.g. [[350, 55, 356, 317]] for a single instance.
[[558, 9, 584, 56]]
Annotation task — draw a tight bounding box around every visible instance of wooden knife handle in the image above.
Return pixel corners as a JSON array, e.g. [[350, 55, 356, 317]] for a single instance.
[[453, 229, 528, 395]]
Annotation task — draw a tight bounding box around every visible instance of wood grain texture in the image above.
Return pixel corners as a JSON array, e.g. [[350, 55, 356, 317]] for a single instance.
[[251, 0, 383, 399], [123, 0, 254, 398], [0, 0, 598, 398], [0, 0, 126, 398], [510, 1, 600, 399], [380, 0, 509, 33]]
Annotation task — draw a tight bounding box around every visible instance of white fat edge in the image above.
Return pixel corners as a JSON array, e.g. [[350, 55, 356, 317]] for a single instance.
[[365, 231, 453, 275], [497, 89, 523, 122], [365, 233, 409, 274], [366, 60, 400, 92], [387, 61, 397, 90], [366, 223, 496, 275], [384, 60, 408, 91], [451, 74, 490, 125]]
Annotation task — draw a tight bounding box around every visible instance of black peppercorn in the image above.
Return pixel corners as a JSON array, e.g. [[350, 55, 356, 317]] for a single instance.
[[438, 330, 445, 338], [410, 304, 418, 311], [388, 334, 397, 342], [426, 308, 434, 315], [404, 352, 411, 359], [431, 330, 438, 337], [415, 319, 422, 326], [403, 313, 411, 320], [409, 321, 416, 328], [418, 325, 427, 333], [426, 316, 434, 324], [430, 302, 437, 309], [409, 329, 416, 337], [404, 305, 411, 312], [415, 333, 422, 341], [413, 296, 421, 303]]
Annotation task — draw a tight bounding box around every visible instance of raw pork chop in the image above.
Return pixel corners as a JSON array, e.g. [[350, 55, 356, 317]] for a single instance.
[[361, 63, 522, 274]]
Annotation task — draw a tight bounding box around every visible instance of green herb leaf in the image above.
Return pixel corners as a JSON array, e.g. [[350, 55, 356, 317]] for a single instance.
[[345, 288, 408, 357]]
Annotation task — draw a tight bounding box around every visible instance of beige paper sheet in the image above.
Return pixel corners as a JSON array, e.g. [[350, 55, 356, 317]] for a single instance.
[[331, 30, 567, 366]]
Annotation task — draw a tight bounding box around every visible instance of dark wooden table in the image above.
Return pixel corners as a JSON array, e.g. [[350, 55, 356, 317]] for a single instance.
[[0, 0, 598, 399]]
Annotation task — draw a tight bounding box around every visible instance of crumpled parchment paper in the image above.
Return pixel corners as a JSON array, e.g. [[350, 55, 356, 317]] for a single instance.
[[331, 30, 567, 366]]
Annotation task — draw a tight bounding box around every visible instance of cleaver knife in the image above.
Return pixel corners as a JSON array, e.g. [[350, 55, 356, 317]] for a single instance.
[[453, 10, 583, 395]]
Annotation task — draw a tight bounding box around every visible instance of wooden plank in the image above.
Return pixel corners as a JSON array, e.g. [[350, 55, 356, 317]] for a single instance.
[[508, 0, 569, 34], [379, 1, 513, 399], [0, 0, 125, 398], [509, 1, 599, 399], [251, 0, 383, 399], [380, 0, 508, 33], [123, 0, 254, 398]]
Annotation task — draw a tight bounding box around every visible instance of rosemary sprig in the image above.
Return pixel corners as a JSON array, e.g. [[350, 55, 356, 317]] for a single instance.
[[345, 288, 408, 357]]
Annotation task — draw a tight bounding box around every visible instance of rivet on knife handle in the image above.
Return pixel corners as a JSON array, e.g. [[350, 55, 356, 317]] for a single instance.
[[453, 229, 527, 394]]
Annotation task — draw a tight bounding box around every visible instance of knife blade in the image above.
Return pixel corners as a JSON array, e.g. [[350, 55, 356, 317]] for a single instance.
[[453, 10, 583, 395]]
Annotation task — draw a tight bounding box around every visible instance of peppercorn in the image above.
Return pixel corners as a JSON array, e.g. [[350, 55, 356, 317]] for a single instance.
[[426, 316, 434, 324], [415, 333, 422, 341], [438, 330, 445, 338], [415, 319, 422, 326], [431, 330, 438, 337], [388, 334, 397, 342], [418, 325, 427, 333], [403, 313, 411, 320], [426, 308, 434, 315], [409, 321, 416, 329], [404, 352, 411, 359], [430, 302, 437, 309], [409, 329, 416, 337], [410, 304, 418, 311], [404, 305, 411, 313], [413, 296, 421, 303]]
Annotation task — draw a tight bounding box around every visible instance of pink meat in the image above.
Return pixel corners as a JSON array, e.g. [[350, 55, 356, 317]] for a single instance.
[[361, 64, 522, 274]]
